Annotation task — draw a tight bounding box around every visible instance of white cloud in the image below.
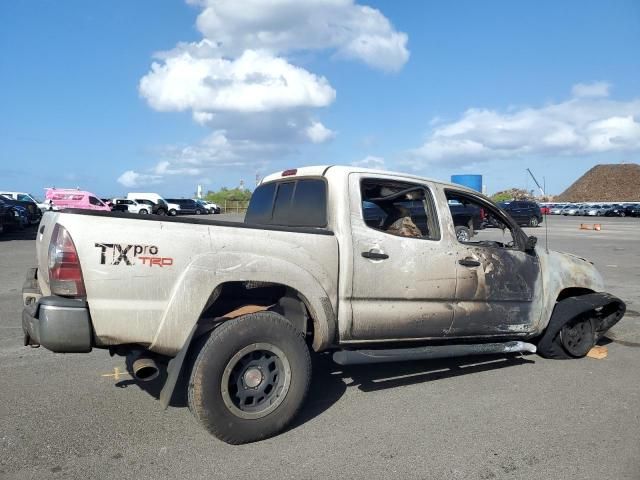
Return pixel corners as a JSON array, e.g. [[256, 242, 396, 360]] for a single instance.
[[191, 0, 409, 72], [352, 155, 386, 169], [140, 45, 336, 113], [117, 170, 162, 188], [571, 81, 610, 98], [127, 0, 408, 185], [410, 84, 640, 167], [306, 121, 335, 143]]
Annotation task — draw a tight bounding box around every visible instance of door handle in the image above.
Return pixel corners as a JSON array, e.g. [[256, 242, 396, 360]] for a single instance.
[[458, 258, 480, 267], [362, 251, 389, 260]]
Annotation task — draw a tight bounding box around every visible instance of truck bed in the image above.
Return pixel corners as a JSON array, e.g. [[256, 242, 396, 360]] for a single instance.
[[35, 209, 339, 355]]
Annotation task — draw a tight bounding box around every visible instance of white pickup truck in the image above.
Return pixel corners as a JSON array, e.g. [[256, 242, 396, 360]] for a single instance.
[[22, 166, 625, 444]]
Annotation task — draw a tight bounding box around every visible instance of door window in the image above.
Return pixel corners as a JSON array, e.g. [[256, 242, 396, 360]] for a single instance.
[[360, 179, 440, 240], [89, 196, 105, 206], [446, 190, 517, 248]]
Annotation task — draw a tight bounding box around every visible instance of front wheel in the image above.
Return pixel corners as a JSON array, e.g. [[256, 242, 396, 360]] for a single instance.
[[139, 209, 149, 215], [195, 209, 202, 215], [188, 311, 311, 444], [169, 209, 177, 216], [156, 208, 167, 216]]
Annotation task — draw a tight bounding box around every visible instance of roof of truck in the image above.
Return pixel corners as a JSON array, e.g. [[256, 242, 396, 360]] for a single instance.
[[260, 165, 481, 195]]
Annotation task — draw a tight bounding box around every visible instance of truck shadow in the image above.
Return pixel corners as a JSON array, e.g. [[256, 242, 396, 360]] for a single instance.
[[291, 352, 534, 431], [115, 352, 534, 430]]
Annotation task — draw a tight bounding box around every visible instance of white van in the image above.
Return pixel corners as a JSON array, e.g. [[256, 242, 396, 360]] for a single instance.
[[126, 193, 180, 216]]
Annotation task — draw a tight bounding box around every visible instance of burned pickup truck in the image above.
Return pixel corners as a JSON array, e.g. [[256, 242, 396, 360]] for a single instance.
[[21, 166, 625, 444]]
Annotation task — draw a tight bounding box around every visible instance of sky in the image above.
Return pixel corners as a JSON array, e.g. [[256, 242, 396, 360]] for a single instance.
[[1, 0, 639, 198]]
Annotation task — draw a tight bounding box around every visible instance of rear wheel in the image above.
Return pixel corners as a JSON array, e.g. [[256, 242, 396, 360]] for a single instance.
[[195, 209, 202, 215], [188, 311, 311, 444], [139, 209, 149, 215], [156, 208, 167, 216], [529, 216, 539, 227], [455, 225, 472, 243], [169, 209, 177, 216]]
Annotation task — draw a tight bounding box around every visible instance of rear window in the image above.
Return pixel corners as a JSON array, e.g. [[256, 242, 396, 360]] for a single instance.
[[245, 178, 327, 227]]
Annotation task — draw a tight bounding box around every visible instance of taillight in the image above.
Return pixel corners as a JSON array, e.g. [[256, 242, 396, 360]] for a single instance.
[[48, 224, 86, 297]]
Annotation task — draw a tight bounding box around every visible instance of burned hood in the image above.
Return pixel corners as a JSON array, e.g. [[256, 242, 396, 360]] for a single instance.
[[541, 248, 605, 293]]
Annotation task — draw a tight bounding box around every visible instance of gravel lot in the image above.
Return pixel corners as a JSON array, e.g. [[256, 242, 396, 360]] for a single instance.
[[0, 214, 638, 480]]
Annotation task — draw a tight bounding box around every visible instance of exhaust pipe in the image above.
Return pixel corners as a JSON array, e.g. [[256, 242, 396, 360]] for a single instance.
[[128, 351, 160, 381]]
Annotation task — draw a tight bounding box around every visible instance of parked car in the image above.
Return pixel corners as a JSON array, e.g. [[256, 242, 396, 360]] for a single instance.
[[0, 197, 22, 233], [0, 191, 48, 213], [134, 199, 167, 215], [550, 204, 568, 215], [604, 204, 627, 217], [127, 193, 176, 216], [562, 204, 587, 216], [0, 194, 42, 225], [584, 204, 608, 216], [165, 198, 205, 215], [21, 165, 625, 444], [112, 198, 151, 215], [624, 204, 640, 217], [45, 188, 111, 212], [193, 199, 216, 214], [448, 199, 486, 241], [497, 200, 543, 227], [203, 201, 221, 214]]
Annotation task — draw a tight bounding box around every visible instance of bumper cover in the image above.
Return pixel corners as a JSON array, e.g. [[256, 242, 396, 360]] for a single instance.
[[22, 268, 92, 353]]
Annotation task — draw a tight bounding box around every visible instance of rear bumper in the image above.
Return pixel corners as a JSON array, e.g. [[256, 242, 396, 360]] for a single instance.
[[22, 268, 92, 353]]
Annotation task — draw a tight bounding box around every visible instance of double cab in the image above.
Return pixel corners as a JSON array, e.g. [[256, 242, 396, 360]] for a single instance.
[[22, 166, 625, 444]]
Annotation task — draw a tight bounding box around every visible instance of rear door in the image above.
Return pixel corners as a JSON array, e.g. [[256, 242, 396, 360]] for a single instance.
[[348, 174, 458, 340]]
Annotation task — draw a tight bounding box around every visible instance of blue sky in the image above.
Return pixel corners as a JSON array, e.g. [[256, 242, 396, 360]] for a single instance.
[[1, 0, 639, 198]]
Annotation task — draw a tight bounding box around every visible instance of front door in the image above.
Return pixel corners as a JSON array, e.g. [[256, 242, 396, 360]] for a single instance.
[[348, 174, 458, 340], [445, 190, 542, 337]]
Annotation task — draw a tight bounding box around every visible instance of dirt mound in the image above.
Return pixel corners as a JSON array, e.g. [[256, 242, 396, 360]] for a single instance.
[[556, 163, 640, 202]]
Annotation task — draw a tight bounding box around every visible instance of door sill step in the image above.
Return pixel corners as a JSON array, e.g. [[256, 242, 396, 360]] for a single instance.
[[332, 341, 537, 365]]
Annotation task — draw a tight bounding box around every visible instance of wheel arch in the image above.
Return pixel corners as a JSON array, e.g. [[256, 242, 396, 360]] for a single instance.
[[149, 252, 337, 356]]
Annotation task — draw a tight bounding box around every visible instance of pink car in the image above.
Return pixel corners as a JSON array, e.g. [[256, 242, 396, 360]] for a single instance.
[[45, 188, 111, 212]]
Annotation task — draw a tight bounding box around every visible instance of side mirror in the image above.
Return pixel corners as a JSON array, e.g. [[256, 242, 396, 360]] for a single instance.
[[525, 236, 538, 251]]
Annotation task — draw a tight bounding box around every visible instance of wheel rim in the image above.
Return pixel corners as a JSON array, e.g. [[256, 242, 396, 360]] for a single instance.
[[530, 217, 538, 227], [221, 343, 291, 419], [560, 317, 594, 357], [456, 229, 470, 242]]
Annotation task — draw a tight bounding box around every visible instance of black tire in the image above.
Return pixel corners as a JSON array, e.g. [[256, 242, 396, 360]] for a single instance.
[[195, 209, 202, 215], [559, 315, 596, 357], [188, 311, 311, 444], [139, 209, 149, 215], [169, 209, 177, 216], [538, 313, 596, 359], [156, 208, 167, 216], [529, 216, 539, 228], [455, 225, 472, 243]]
